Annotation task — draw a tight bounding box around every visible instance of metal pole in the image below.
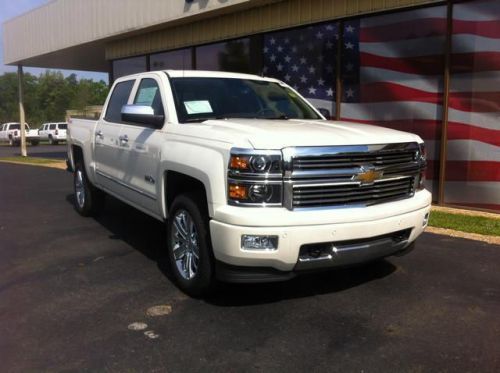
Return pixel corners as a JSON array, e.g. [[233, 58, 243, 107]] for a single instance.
[[438, 1, 453, 204], [17, 65, 27, 157]]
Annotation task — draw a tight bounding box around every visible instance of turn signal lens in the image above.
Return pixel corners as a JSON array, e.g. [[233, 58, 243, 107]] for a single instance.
[[229, 184, 248, 200], [230, 156, 250, 171]]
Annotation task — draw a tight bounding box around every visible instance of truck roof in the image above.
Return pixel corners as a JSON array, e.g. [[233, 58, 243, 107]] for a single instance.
[[116, 70, 282, 84]]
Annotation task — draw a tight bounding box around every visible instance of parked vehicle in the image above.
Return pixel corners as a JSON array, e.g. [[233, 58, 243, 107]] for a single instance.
[[0, 122, 40, 146], [67, 70, 431, 296], [39, 122, 68, 144]]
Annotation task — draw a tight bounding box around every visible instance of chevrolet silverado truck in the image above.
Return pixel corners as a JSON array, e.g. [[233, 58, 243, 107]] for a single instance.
[[0, 122, 40, 146], [67, 70, 431, 296]]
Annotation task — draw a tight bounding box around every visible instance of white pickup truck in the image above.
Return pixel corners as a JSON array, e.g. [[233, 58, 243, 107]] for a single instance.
[[0, 122, 40, 146], [67, 70, 431, 296]]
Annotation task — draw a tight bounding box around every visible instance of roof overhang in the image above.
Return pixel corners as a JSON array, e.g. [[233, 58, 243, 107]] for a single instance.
[[2, 0, 277, 72]]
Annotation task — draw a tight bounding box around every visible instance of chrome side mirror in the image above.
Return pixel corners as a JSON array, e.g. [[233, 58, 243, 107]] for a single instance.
[[121, 105, 165, 128]]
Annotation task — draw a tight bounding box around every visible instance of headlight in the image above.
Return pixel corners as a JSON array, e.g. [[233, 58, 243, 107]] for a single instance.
[[228, 148, 283, 206]]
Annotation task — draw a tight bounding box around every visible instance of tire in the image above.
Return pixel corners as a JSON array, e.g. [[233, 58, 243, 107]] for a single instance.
[[49, 136, 57, 145], [73, 162, 105, 217], [8, 137, 16, 147], [166, 193, 214, 297], [30, 140, 39, 146]]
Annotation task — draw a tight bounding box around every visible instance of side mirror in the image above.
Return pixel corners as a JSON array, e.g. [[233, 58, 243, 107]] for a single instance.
[[121, 105, 165, 128], [317, 108, 331, 119]]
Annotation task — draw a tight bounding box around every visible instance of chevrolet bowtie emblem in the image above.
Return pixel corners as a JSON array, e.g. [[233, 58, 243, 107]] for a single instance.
[[353, 166, 383, 184]]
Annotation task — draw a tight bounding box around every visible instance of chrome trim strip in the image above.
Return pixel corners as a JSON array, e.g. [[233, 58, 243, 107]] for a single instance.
[[96, 170, 157, 201]]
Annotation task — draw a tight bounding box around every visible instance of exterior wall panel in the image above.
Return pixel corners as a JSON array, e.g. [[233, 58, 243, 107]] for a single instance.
[[106, 0, 441, 60]]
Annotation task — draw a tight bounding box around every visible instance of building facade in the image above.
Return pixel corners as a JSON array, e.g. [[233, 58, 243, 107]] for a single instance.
[[3, 0, 499, 211]]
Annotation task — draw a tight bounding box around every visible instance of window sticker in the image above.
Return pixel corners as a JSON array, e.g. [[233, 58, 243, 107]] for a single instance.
[[136, 87, 158, 105], [184, 100, 213, 114]]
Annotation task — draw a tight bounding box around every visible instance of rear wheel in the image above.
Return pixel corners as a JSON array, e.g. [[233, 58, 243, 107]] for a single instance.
[[49, 136, 57, 145], [8, 137, 16, 147], [73, 162, 105, 216], [30, 140, 39, 146], [166, 193, 214, 297]]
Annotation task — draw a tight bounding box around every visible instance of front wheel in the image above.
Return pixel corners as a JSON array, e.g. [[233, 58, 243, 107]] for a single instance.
[[166, 194, 214, 297], [73, 162, 105, 216]]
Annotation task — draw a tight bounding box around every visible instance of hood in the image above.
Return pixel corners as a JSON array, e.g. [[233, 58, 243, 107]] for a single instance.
[[200, 118, 422, 149]]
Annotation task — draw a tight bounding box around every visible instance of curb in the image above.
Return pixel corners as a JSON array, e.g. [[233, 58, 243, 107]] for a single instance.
[[426, 226, 500, 245], [0, 160, 67, 170]]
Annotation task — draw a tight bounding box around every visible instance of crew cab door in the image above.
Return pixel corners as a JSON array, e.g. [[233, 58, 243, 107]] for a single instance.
[[116, 76, 166, 215], [94, 79, 135, 191]]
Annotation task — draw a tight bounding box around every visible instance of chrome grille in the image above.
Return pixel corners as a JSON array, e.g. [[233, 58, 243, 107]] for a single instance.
[[283, 143, 423, 210], [292, 177, 415, 208]]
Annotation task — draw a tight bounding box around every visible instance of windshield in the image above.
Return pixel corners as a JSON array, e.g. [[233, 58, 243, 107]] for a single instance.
[[170, 77, 321, 123]]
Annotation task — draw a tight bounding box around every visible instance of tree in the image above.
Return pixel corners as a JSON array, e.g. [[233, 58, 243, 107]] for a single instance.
[[0, 70, 109, 127]]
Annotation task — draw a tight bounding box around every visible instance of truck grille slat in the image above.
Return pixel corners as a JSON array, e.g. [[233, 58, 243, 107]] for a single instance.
[[292, 177, 414, 207]]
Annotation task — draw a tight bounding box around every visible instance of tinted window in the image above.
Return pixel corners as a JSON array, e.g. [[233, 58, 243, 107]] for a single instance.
[[113, 56, 147, 80], [170, 77, 320, 123], [196, 39, 251, 73], [134, 78, 164, 117], [151, 49, 192, 70], [49, 124, 56, 130], [10, 124, 20, 130], [104, 80, 135, 123], [58, 123, 68, 130]]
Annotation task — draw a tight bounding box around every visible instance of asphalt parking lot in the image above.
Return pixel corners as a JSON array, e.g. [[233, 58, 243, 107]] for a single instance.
[[1, 163, 499, 372], [0, 143, 67, 159]]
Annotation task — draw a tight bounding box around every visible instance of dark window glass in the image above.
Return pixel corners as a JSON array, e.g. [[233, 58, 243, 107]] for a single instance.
[[9, 124, 20, 130], [49, 124, 56, 130], [444, 0, 500, 211], [104, 80, 135, 123], [170, 77, 321, 123], [58, 123, 68, 130], [339, 6, 447, 200], [113, 56, 147, 80], [134, 78, 164, 117], [150, 49, 192, 70], [196, 38, 251, 73]]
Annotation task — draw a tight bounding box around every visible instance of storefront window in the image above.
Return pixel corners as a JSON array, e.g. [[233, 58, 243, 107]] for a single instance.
[[150, 48, 192, 71], [112, 56, 147, 80], [196, 38, 251, 73], [263, 23, 338, 119], [444, 0, 500, 211], [340, 6, 447, 199]]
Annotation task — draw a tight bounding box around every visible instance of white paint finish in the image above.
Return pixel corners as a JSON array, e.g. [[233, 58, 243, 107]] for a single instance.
[[3, 0, 253, 65]]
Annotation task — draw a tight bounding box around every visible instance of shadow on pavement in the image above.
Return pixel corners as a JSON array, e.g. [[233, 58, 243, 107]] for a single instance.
[[65, 193, 397, 306]]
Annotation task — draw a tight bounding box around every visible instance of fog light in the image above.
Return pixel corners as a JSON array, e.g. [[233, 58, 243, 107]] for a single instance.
[[241, 235, 278, 250], [248, 184, 272, 202]]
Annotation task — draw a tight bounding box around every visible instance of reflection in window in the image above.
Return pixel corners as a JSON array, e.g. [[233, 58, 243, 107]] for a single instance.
[[113, 56, 147, 79], [444, 0, 500, 211], [150, 49, 192, 71], [196, 39, 251, 73], [339, 6, 447, 199], [263, 23, 338, 119]]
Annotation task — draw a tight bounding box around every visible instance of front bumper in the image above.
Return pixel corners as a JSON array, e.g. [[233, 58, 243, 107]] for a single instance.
[[210, 191, 431, 280]]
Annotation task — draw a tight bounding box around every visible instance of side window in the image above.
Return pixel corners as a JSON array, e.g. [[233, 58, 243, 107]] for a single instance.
[[134, 78, 165, 117], [49, 124, 56, 130], [104, 80, 135, 123]]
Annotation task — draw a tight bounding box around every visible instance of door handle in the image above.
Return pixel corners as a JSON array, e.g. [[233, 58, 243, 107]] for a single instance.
[[119, 134, 129, 145], [96, 130, 103, 139]]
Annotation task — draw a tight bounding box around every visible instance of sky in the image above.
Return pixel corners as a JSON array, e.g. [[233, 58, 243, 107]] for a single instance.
[[0, 0, 108, 82]]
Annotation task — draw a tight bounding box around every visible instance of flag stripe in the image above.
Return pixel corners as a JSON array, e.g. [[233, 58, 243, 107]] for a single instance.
[[360, 18, 446, 43], [360, 52, 444, 75]]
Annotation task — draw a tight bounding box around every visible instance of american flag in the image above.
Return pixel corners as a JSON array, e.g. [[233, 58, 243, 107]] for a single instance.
[[339, 1, 500, 210], [263, 23, 338, 118]]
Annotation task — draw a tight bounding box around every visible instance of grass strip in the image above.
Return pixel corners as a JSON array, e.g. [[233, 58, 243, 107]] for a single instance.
[[429, 210, 500, 237], [0, 156, 62, 164]]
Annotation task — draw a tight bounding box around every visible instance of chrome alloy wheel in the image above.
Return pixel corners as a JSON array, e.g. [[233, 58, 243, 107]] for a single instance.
[[171, 209, 200, 280], [75, 169, 85, 209]]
